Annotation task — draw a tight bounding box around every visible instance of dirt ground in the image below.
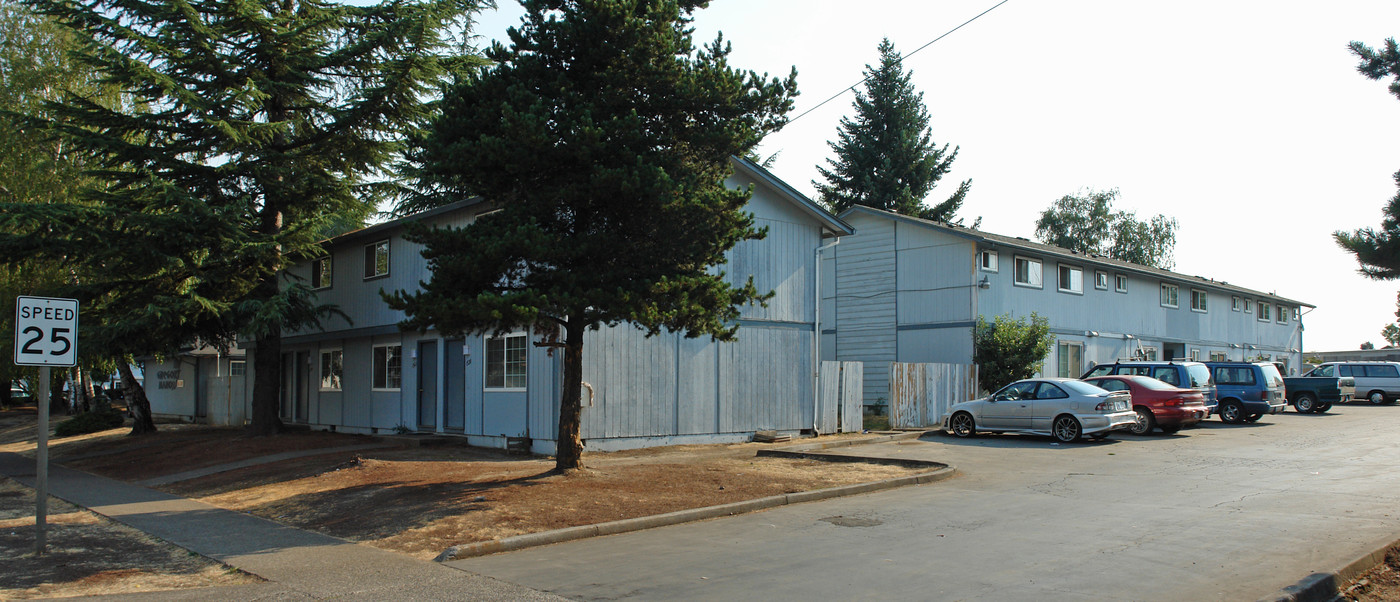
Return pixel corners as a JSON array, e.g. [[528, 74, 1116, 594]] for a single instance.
[[1342, 546, 1400, 601], [0, 403, 930, 598]]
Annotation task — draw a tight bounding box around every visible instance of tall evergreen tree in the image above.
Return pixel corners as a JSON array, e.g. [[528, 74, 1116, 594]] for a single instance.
[[1336, 37, 1400, 279], [0, 0, 486, 436], [814, 38, 969, 221], [385, 0, 797, 471]]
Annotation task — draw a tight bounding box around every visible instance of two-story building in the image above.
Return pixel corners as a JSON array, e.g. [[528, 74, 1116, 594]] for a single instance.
[[824, 206, 1310, 409]]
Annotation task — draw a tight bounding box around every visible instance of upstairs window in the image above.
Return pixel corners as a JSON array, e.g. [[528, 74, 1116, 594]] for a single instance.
[[1258, 303, 1272, 322], [1232, 296, 1241, 311], [979, 250, 998, 272], [312, 256, 332, 290], [1244, 298, 1253, 313], [1160, 283, 1179, 308], [1276, 305, 1288, 324], [364, 240, 390, 279], [1094, 271, 1109, 290], [1191, 289, 1208, 313], [1014, 256, 1043, 288], [1058, 265, 1083, 294], [1115, 274, 1128, 293]]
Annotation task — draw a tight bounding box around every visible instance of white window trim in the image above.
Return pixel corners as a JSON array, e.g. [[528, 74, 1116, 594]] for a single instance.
[[1160, 283, 1180, 309], [1190, 289, 1208, 313], [1190, 349, 1201, 361], [1231, 296, 1241, 312], [485, 332, 529, 392], [1244, 298, 1253, 313], [1013, 256, 1043, 289], [230, 360, 247, 377], [319, 348, 343, 391], [979, 250, 998, 273], [1115, 274, 1128, 293], [1057, 264, 1084, 294], [1056, 340, 1084, 378], [1094, 270, 1109, 290], [364, 239, 390, 280], [372, 343, 402, 391], [1258, 303, 1272, 322], [312, 256, 332, 290]]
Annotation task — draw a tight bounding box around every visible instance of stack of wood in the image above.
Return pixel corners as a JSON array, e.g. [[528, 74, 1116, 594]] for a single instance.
[[753, 430, 791, 443]]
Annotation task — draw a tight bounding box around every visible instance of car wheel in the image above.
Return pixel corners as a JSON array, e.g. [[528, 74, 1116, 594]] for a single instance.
[[1159, 425, 1181, 434], [1370, 391, 1387, 405], [1129, 407, 1156, 435], [1220, 400, 1244, 424], [1294, 392, 1316, 413], [1317, 403, 1332, 413], [1245, 413, 1262, 423], [1052, 415, 1082, 443], [948, 412, 976, 438]]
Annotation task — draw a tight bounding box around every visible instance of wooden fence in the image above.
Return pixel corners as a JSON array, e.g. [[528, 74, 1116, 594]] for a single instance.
[[890, 362, 979, 429], [817, 361, 863, 433]]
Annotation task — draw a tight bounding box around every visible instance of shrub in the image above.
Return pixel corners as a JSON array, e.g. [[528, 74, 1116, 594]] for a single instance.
[[973, 312, 1055, 394], [54, 409, 126, 437]]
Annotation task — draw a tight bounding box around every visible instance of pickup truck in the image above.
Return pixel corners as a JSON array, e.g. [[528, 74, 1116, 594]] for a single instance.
[[1283, 367, 1356, 413]]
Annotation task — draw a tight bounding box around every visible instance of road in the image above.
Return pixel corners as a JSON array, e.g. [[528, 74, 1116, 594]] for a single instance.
[[449, 403, 1400, 601]]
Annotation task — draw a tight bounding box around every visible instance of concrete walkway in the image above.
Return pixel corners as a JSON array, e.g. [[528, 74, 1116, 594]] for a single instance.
[[0, 452, 564, 600]]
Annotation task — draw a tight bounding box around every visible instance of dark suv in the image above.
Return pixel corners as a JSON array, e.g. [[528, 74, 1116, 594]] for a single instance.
[[1204, 361, 1287, 423], [1081, 361, 1216, 415]]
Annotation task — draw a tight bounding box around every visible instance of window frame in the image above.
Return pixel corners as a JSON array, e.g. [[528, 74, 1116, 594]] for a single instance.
[[1258, 303, 1272, 322], [1013, 256, 1043, 289], [1057, 264, 1084, 295], [230, 360, 246, 377], [979, 250, 998, 273], [1244, 298, 1253, 313], [1115, 274, 1128, 293], [1231, 296, 1241, 312], [1276, 304, 1288, 324], [485, 332, 529, 391], [319, 348, 343, 391], [1056, 340, 1084, 378], [1160, 283, 1180, 308], [1190, 289, 1208, 313], [1209, 351, 1228, 362], [364, 239, 390, 280], [311, 256, 332, 290], [1094, 270, 1109, 290], [372, 343, 402, 391]]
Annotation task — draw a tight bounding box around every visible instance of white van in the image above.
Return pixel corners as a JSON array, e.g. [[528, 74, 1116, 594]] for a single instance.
[[1308, 362, 1400, 405]]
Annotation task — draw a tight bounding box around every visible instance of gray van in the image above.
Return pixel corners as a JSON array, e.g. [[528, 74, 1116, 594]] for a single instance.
[[1308, 362, 1400, 405]]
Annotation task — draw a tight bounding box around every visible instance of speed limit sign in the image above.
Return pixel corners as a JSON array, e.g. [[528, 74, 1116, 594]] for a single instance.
[[14, 296, 78, 367]]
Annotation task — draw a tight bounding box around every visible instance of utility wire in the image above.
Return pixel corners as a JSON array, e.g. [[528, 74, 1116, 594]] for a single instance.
[[787, 0, 1011, 125]]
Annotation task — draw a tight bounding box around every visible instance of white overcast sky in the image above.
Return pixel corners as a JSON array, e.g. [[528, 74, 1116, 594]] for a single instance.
[[470, 1, 1400, 352]]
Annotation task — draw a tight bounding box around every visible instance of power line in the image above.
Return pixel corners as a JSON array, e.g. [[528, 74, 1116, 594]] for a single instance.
[[787, 0, 1011, 125]]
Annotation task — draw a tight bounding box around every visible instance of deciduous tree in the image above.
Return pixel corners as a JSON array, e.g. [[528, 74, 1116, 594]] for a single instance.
[[973, 312, 1055, 394], [386, 0, 798, 471], [814, 38, 970, 222], [1034, 188, 1178, 270]]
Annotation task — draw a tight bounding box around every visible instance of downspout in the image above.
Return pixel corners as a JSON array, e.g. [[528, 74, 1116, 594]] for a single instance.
[[812, 236, 841, 432]]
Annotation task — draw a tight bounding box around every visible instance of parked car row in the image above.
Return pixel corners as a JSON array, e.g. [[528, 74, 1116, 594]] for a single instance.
[[942, 360, 1394, 443]]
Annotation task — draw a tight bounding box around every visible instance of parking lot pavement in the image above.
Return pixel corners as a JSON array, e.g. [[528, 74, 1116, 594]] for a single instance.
[[449, 405, 1400, 601]]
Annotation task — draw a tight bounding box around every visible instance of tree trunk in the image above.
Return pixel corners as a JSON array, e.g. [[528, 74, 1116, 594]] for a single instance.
[[77, 366, 93, 413], [248, 305, 284, 437], [554, 320, 586, 471], [119, 362, 156, 435]]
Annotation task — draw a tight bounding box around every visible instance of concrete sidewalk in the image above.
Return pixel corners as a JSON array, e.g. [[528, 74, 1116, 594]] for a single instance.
[[0, 452, 564, 600]]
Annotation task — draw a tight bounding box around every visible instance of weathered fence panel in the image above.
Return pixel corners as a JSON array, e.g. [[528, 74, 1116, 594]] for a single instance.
[[890, 362, 979, 429], [817, 361, 864, 433]]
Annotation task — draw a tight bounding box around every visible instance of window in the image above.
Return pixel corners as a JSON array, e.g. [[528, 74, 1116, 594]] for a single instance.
[[1035, 382, 1068, 399], [373, 344, 402, 390], [1259, 303, 1272, 322], [1140, 347, 1158, 361], [1214, 366, 1258, 386], [1152, 367, 1180, 386], [312, 256, 332, 290], [1244, 298, 1253, 313], [1276, 305, 1288, 324], [1190, 349, 1200, 361], [1209, 351, 1228, 362], [320, 349, 343, 391], [1232, 296, 1241, 312], [230, 361, 246, 377], [1014, 256, 1042, 288], [979, 250, 998, 272], [486, 333, 528, 390], [1115, 274, 1128, 293], [1191, 289, 1208, 313], [1368, 364, 1400, 378], [1293, 307, 1301, 320], [364, 240, 390, 279], [1057, 341, 1083, 377], [1160, 283, 1179, 308], [1058, 265, 1083, 294], [1094, 270, 1109, 290]]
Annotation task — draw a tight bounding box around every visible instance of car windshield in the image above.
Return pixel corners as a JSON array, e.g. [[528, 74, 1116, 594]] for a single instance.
[[1260, 363, 1284, 387], [1186, 365, 1211, 388], [1060, 380, 1108, 396], [1135, 377, 1178, 391]]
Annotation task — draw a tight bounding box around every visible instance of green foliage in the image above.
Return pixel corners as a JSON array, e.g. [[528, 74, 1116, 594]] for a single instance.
[[53, 408, 124, 437], [1383, 292, 1400, 347], [1034, 188, 1178, 270], [814, 38, 970, 222], [973, 313, 1055, 394], [387, 0, 797, 469], [1336, 37, 1400, 280]]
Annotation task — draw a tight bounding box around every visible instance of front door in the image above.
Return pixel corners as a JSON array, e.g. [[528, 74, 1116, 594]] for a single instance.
[[444, 339, 465, 431], [418, 340, 438, 430]]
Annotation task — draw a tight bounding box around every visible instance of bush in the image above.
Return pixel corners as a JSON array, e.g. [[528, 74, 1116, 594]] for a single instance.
[[54, 409, 126, 437], [974, 312, 1055, 394]]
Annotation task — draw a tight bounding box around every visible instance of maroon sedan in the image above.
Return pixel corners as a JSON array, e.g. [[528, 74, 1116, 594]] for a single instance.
[[1082, 375, 1209, 435]]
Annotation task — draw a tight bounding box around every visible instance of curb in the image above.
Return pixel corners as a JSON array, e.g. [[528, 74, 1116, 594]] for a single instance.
[[1263, 538, 1400, 602], [436, 434, 952, 562]]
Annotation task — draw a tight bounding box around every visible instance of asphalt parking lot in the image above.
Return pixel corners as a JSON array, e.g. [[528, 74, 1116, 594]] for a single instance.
[[452, 403, 1400, 601]]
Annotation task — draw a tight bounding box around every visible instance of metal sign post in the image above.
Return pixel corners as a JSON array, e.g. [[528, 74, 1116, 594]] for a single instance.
[[14, 296, 79, 556]]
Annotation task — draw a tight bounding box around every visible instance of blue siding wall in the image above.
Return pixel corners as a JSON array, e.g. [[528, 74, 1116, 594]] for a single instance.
[[833, 212, 897, 407]]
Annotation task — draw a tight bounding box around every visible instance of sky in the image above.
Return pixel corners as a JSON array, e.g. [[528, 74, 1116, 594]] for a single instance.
[[468, 1, 1400, 353]]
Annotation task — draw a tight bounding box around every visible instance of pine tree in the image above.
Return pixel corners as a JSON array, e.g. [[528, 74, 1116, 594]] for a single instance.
[[814, 38, 970, 221], [385, 0, 798, 471], [0, 0, 486, 436], [1336, 38, 1400, 279]]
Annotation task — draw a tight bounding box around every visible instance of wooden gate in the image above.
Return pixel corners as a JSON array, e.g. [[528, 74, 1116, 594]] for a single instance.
[[817, 361, 863, 433], [890, 362, 979, 429]]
